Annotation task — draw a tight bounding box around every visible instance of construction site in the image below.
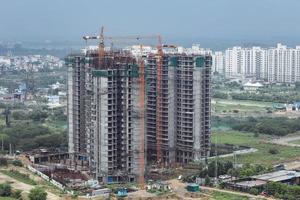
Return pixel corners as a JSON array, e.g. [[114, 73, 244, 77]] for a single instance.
[[65, 27, 212, 188]]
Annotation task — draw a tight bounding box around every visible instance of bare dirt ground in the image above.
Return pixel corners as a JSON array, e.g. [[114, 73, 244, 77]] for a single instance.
[[126, 189, 158, 199], [0, 170, 61, 200], [284, 160, 300, 170]]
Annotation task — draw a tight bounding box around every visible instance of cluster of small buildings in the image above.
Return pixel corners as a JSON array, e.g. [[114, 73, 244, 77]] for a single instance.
[[0, 54, 64, 73], [226, 170, 300, 193], [212, 43, 300, 84], [273, 102, 300, 111], [0, 81, 67, 108]]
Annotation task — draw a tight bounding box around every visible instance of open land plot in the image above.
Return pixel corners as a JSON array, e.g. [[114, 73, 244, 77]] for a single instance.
[[212, 98, 273, 113], [212, 131, 300, 165]]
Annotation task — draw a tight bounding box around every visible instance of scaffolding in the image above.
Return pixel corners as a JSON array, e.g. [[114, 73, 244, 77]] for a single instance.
[[156, 36, 163, 165], [67, 28, 212, 185]]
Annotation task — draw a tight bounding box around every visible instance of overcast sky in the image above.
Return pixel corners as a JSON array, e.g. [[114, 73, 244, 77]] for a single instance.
[[1, 0, 300, 47]]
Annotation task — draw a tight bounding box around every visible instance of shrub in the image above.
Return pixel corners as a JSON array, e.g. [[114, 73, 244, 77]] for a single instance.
[[204, 175, 212, 186], [28, 187, 47, 200], [269, 148, 279, 155], [11, 159, 23, 167], [0, 183, 12, 196], [249, 188, 259, 195], [0, 157, 8, 166], [11, 189, 22, 199]]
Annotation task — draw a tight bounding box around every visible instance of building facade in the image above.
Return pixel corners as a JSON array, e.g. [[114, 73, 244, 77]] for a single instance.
[[145, 54, 212, 165], [218, 43, 300, 84], [67, 46, 212, 183], [212, 51, 225, 74]]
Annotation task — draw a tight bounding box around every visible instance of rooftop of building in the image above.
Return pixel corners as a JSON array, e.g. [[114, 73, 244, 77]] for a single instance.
[[252, 170, 300, 182], [234, 179, 267, 188], [80, 44, 211, 56], [243, 82, 264, 87]]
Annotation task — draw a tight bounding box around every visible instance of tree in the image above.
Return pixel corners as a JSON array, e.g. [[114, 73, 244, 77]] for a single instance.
[[0, 183, 11, 196], [28, 187, 47, 200], [249, 188, 259, 195], [12, 111, 28, 120], [28, 109, 48, 122], [204, 175, 212, 186], [227, 168, 239, 178], [0, 133, 9, 152]]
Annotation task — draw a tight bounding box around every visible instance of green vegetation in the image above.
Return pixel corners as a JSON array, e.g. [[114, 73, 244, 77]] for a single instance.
[[211, 191, 251, 200], [213, 99, 272, 113], [184, 160, 272, 183], [10, 160, 22, 167], [214, 116, 300, 136], [0, 170, 36, 185], [268, 148, 279, 154], [249, 188, 259, 195], [289, 139, 300, 145], [0, 68, 66, 90], [0, 183, 21, 200], [265, 182, 300, 200], [231, 91, 300, 103], [28, 187, 47, 200], [0, 197, 16, 200], [212, 131, 300, 165], [212, 77, 300, 103], [0, 158, 8, 167], [0, 183, 11, 197], [11, 190, 22, 200], [0, 105, 67, 152]]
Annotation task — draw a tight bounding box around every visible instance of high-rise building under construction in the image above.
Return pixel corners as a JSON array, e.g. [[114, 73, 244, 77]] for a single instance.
[[66, 44, 212, 184]]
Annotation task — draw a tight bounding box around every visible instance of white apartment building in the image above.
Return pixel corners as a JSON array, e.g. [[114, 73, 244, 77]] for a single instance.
[[267, 43, 300, 83], [212, 51, 225, 74], [217, 43, 300, 84]]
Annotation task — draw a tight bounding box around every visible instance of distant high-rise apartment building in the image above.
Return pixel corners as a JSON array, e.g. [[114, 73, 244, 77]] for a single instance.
[[218, 43, 300, 83], [212, 51, 225, 74], [225, 46, 242, 77], [266, 43, 300, 83], [67, 45, 212, 183]]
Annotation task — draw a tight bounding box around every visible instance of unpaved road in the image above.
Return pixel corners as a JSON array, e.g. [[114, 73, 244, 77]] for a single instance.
[[0, 171, 61, 200], [268, 135, 300, 147]]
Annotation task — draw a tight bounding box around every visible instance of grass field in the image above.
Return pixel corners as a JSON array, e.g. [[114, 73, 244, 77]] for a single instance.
[[212, 98, 273, 113], [0, 197, 16, 200], [210, 191, 255, 200], [0, 170, 36, 185], [212, 131, 300, 165]]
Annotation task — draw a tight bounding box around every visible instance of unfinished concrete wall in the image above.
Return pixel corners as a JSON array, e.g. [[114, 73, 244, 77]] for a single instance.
[[67, 65, 74, 154], [92, 74, 108, 182], [193, 58, 203, 161], [167, 57, 176, 164]]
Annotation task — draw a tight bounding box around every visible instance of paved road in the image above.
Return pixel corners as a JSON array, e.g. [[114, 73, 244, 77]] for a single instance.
[[0, 171, 61, 200]]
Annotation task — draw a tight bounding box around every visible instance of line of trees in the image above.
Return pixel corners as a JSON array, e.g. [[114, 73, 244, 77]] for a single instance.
[[0, 123, 67, 151], [265, 182, 300, 200], [183, 161, 273, 183]]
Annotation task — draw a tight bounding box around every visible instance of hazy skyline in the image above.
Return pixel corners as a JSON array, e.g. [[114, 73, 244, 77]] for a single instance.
[[1, 0, 300, 48]]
